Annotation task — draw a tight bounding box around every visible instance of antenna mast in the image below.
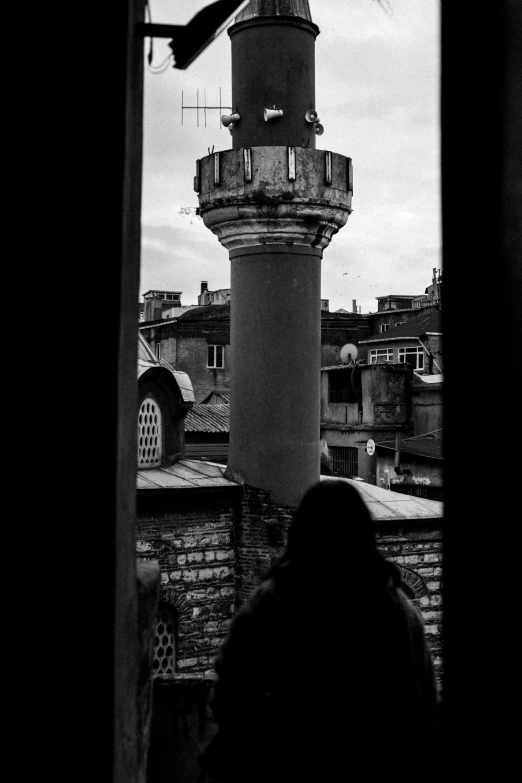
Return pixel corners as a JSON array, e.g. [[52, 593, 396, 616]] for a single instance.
[[181, 88, 232, 127]]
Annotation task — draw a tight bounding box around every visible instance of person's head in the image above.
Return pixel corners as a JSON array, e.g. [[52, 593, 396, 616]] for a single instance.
[[281, 478, 384, 579]]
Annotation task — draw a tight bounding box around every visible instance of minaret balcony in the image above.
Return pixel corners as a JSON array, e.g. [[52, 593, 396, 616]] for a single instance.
[[195, 146, 353, 251]]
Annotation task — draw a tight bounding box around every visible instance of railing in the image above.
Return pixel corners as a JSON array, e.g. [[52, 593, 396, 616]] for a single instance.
[[390, 483, 443, 501]]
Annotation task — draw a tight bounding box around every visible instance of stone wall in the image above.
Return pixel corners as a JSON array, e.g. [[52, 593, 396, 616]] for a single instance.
[[136, 492, 239, 674], [376, 528, 443, 687], [137, 485, 443, 689]]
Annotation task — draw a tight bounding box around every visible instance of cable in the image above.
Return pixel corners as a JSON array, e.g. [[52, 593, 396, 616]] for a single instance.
[[148, 52, 174, 74]]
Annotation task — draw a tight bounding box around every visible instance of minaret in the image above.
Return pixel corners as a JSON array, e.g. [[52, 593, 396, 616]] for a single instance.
[[194, 0, 353, 506]]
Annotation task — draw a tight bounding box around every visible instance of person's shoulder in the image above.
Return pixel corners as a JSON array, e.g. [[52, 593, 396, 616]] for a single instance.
[[236, 576, 278, 620], [393, 583, 427, 633]]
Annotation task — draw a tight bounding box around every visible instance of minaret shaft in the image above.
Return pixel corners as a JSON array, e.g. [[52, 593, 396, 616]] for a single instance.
[[230, 15, 318, 149], [195, 2, 352, 506]]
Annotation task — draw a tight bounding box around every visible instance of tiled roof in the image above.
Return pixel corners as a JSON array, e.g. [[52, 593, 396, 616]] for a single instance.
[[361, 307, 441, 344], [137, 459, 238, 490], [375, 437, 443, 460], [184, 403, 230, 433]]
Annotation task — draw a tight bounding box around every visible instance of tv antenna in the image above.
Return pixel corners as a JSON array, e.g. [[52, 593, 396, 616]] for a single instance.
[[181, 88, 232, 128]]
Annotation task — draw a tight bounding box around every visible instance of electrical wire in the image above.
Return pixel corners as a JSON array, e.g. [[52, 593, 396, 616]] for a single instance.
[[148, 53, 174, 73]]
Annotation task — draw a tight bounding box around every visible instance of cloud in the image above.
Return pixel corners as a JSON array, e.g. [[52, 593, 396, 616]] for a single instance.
[[140, 0, 440, 316]]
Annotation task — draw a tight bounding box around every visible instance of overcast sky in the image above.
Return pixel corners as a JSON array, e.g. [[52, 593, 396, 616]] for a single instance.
[[141, 0, 440, 314]]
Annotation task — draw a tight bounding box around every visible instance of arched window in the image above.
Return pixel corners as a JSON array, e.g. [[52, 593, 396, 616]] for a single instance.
[[153, 604, 176, 677], [138, 397, 163, 468]]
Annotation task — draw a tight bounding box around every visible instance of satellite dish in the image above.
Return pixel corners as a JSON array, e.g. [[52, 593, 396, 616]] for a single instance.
[[340, 343, 358, 364]]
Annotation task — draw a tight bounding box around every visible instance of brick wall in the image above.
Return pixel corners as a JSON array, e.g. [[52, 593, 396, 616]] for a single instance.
[[234, 484, 295, 606], [136, 493, 239, 674]]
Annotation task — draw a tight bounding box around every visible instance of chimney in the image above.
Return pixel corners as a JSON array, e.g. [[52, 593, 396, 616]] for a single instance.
[[195, 0, 353, 505], [352, 299, 357, 313], [144, 296, 163, 322], [201, 281, 208, 294]]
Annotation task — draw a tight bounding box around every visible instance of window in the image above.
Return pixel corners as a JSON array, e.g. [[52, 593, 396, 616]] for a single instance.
[[379, 324, 389, 333], [398, 346, 425, 370], [137, 397, 163, 467], [153, 605, 176, 677], [155, 343, 162, 360], [328, 369, 362, 404], [331, 446, 358, 477], [321, 299, 329, 311], [208, 344, 224, 368], [369, 348, 394, 363]]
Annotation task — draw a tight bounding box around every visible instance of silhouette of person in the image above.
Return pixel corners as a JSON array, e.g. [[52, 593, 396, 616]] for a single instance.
[[201, 478, 439, 782]]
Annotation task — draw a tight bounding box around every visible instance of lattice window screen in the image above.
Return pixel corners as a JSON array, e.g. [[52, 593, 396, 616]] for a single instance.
[[153, 607, 175, 677], [138, 397, 162, 468]]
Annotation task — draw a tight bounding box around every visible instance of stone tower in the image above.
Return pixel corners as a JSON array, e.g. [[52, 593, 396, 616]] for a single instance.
[[194, 0, 353, 506]]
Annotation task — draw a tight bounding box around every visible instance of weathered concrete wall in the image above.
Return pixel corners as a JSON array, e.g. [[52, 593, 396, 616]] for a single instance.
[[362, 363, 411, 427], [136, 494, 239, 674], [412, 382, 443, 436]]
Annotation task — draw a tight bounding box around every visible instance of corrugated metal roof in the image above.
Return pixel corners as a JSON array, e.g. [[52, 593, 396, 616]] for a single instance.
[[184, 403, 230, 433], [137, 459, 238, 490], [320, 477, 443, 521], [361, 308, 441, 344]]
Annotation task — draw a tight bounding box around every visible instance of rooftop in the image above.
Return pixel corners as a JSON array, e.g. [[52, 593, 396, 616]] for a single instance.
[[361, 308, 441, 344], [137, 459, 238, 491], [184, 404, 230, 434], [321, 476, 443, 521]]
